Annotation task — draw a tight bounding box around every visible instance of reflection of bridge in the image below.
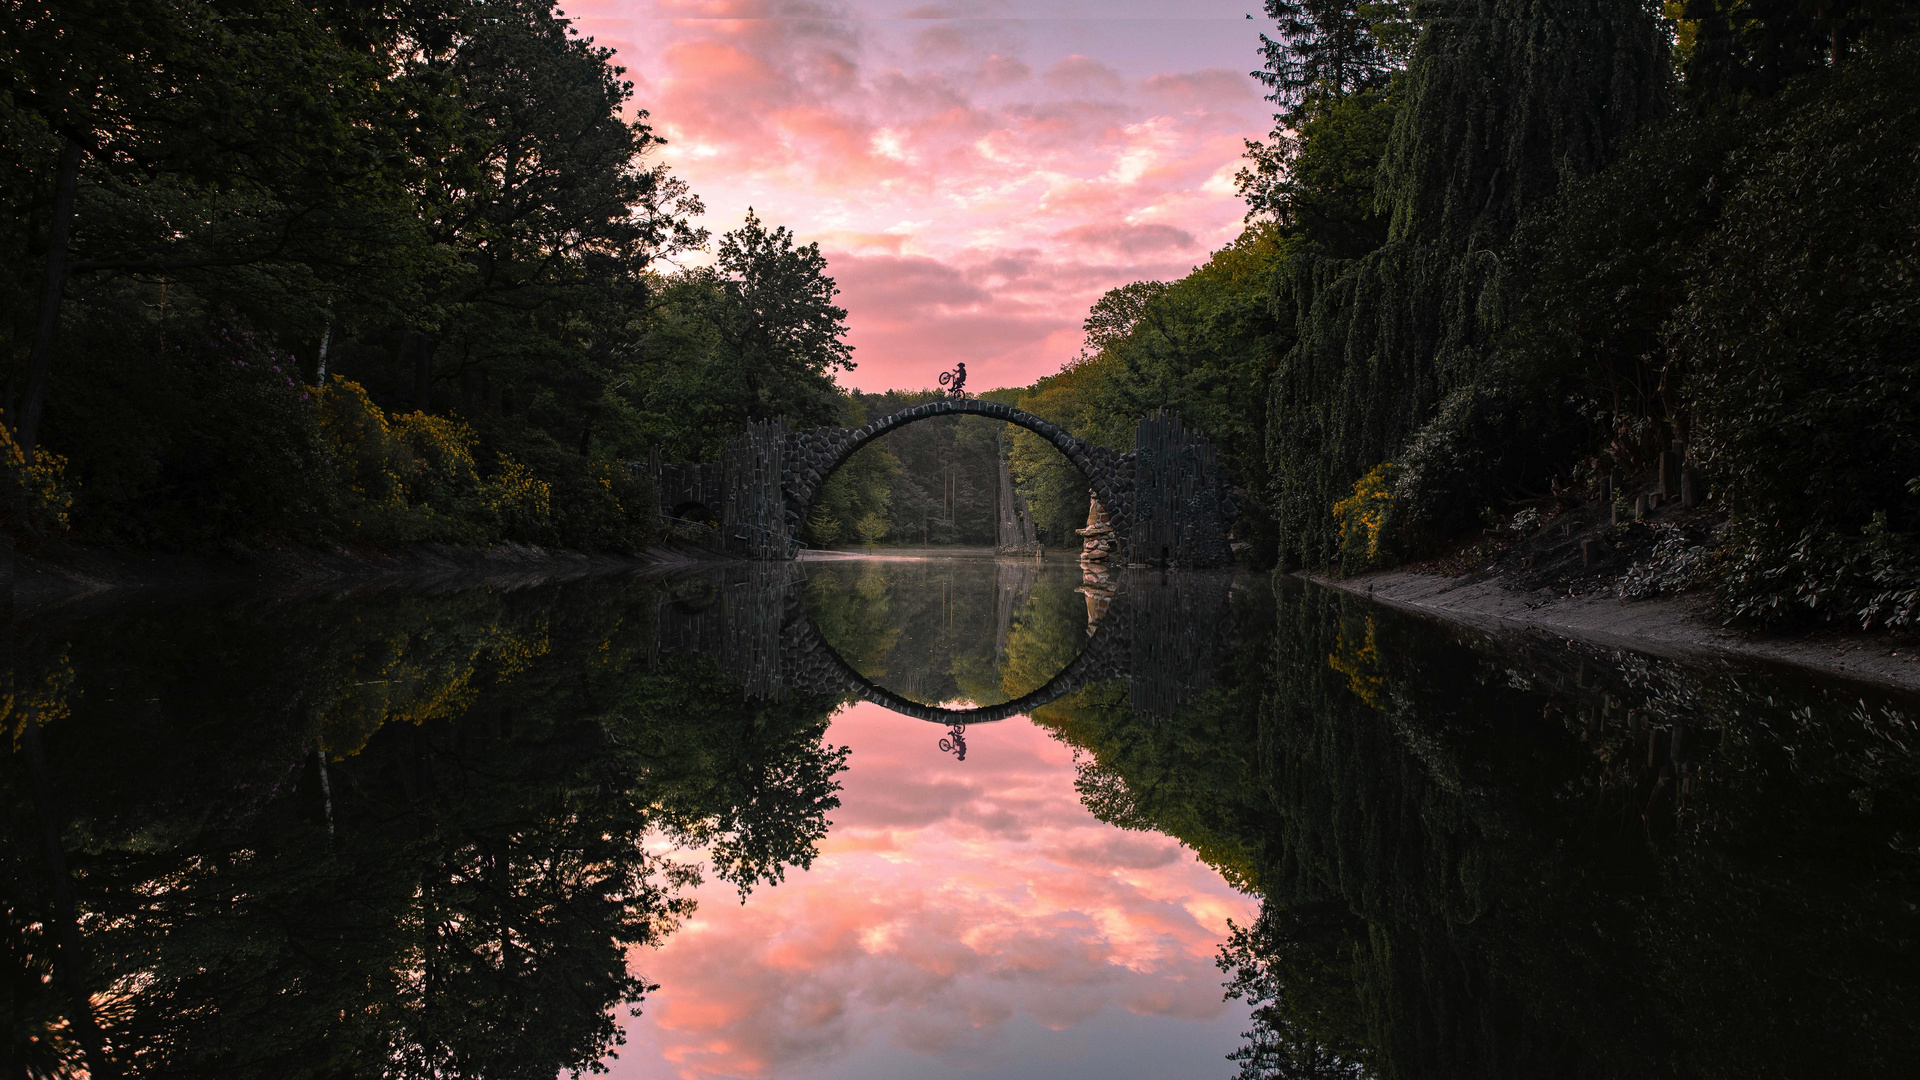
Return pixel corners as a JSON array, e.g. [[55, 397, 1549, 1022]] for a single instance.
[[653, 400, 1236, 567], [648, 562, 1238, 724]]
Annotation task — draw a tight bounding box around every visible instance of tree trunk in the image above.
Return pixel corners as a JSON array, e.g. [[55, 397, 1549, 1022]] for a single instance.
[[314, 305, 334, 384], [15, 138, 85, 461], [412, 334, 438, 411]]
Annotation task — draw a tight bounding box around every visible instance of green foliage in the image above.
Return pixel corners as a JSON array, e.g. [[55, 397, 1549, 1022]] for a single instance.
[[799, 391, 1012, 549], [1668, 42, 1920, 625], [1673, 0, 1920, 103], [2, 0, 844, 555], [1263, 0, 1673, 570], [38, 315, 331, 547], [1004, 229, 1287, 552], [806, 439, 900, 547]]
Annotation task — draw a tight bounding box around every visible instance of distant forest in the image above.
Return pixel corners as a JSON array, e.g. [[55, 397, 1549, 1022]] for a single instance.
[[5, 0, 1917, 626]]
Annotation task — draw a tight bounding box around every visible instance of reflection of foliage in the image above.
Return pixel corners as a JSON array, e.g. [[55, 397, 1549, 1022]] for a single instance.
[[807, 558, 1087, 708], [5, 575, 847, 1077], [1045, 575, 1920, 1079], [622, 654, 849, 895], [1219, 903, 1372, 1080], [804, 564, 901, 681], [1325, 617, 1384, 710], [1032, 583, 1281, 893], [997, 578, 1089, 703], [2, 651, 75, 750]]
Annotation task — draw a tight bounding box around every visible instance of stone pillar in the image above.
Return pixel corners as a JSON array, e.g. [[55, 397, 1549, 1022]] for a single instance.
[[1076, 495, 1117, 625]]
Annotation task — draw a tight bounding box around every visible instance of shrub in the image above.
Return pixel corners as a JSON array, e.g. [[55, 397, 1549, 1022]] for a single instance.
[[1617, 523, 1716, 601], [484, 456, 555, 543], [314, 376, 407, 513], [1, 424, 73, 541], [1332, 462, 1402, 574], [1671, 44, 1920, 626]]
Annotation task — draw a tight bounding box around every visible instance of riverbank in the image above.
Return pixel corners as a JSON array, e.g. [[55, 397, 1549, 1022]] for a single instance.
[[8, 538, 720, 620], [1314, 568, 1920, 694]]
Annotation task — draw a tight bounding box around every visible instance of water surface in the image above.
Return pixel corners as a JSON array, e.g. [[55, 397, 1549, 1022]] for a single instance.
[[7, 554, 1918, 1078]]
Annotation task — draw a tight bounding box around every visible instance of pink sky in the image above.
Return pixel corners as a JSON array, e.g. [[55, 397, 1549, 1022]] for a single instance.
[[565, 1, 1272, 392], [609, 701, 1259, 1079]]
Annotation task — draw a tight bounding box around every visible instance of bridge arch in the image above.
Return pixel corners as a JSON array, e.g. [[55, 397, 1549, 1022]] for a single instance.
[[782, 398, 1134, 559], [783, 609, 1128, 724]]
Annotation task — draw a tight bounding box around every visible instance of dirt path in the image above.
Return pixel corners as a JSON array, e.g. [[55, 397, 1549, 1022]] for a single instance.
[[1314, 569, 1920, 695]]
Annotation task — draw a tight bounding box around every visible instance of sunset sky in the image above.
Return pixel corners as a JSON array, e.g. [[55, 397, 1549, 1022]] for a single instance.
[[610, 702, 1259, 1079], [565, 0, 1273, 393]]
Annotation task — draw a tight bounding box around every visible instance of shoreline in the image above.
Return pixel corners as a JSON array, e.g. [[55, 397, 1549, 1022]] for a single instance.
[[8, 538, 727, 622], [1312, 568, 1920, 695]]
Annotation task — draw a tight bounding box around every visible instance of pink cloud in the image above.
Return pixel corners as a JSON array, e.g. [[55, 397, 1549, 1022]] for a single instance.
[[1143, 68, 1262, 106], [1042, 54, 1126, 95], [608, 702, 1257, 1079], [568, 1, 1270, 391], [1054, 221, 1197, 255]]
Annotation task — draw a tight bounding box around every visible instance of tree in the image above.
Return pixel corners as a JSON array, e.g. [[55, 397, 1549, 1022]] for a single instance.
[[1, 0, 426, 457], [691, 209, 855, 428]]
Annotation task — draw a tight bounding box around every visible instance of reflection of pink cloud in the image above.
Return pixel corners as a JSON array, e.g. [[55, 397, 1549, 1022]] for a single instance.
[[569, 2, 1267, 391], [610, 702, 1256, 1079]]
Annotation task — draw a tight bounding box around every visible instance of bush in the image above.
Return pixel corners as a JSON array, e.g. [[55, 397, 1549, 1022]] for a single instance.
[[309, 379, 657, 551], [46, 317, 330, 547], [1, 424, 73, 541], [1671, 43, 1920, 626], [486, 428, 656, 551], [1332, 462, 1402, 574]]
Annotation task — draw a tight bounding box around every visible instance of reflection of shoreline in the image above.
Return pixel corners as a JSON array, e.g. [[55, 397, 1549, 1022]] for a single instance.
[[798, 546, 1071, 564]]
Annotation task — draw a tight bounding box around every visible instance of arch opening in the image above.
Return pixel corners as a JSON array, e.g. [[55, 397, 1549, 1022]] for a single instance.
[[669, 500, 719, 526], [785, 398, 1129, 562]]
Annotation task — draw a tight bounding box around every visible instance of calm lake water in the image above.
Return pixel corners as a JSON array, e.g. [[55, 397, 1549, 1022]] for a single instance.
[[8, 551, 1919, 1079]]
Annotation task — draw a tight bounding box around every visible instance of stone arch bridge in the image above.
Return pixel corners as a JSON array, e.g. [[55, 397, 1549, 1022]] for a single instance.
[[651, 399, 1237, 567]]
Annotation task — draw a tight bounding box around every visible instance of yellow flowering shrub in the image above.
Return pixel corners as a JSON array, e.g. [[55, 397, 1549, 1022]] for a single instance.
[[312, 376, 406, 511], [1332, 461, 1403, 574], [3, 653, 75, 750], [2, 424, 74, 538], [484, 456, 553, 537], [392, 411, 480, 501]]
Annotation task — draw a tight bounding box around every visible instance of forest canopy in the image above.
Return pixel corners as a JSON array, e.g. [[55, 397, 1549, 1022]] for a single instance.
[[1, 0, 852, 552], [5, 0, 1916, 626]]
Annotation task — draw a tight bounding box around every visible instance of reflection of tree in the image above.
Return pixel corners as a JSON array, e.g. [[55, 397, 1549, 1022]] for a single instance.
[[991, 571, 1088, 705], [1037, 577, 1920, 1080], [804, 563, 901, 681], [4, 578, 847, 1078], [806, 558, 1087, 709]]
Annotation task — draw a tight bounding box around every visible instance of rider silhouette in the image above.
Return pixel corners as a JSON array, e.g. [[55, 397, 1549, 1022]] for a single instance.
[[939, 362, 967, 398]]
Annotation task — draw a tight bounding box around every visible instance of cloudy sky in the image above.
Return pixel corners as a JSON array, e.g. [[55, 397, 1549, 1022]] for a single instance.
[[565, 0, 1273, 393], [608, 701, 1258, 1080]]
